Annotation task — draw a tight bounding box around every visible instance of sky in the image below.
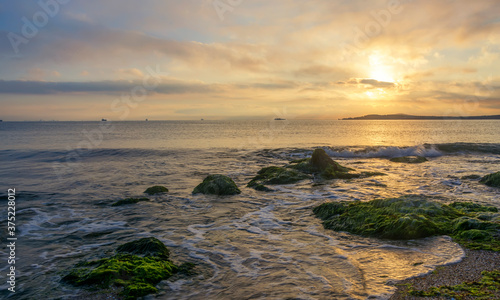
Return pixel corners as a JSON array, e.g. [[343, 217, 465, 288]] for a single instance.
[[1, 0, 500, 121]]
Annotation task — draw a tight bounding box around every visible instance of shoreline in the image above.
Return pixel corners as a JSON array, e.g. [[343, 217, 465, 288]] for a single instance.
[[390, 248, 500, 299]]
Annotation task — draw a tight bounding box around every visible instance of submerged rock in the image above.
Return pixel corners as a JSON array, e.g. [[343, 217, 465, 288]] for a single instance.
[[389, 156, 428, 163], [112, 197, 149, 207], [193, 174, 241, 195], [480, 171, 500, 188], [247, 166, 311, 189], [461, 174, 482, 180], [144, 186, 169, 195], [248, 148, 384, 190], [62, 237, 195, 300], [313, 196, 500, 250]]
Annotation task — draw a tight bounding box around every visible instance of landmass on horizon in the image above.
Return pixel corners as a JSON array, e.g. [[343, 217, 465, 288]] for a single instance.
[[342, 114, 500, 120]]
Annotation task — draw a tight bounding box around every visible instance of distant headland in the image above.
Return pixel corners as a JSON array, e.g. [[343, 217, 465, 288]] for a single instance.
[[341, 114, 500, 120]]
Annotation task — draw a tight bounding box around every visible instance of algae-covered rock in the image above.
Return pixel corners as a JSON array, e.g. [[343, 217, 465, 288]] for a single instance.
[[249, 148, 383, 190], [314, 196, 459, 239], [389, 156, 428, 163], [314, 196, 500, 250], [193, 174, 241, 195], [112, 197, 149, 207], [449, 201, 498, 213], [247, 166, 311, 189], [144, 186, 169, 195], [61, 237, 194, 300], [117, 237, 170, 259], [480, 171, 500, 188]]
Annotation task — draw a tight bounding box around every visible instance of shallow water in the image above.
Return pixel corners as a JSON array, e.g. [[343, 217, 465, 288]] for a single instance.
[[0, 120, 499, 299]]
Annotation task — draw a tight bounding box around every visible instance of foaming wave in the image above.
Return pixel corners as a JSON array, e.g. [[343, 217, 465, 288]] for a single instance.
[[324, 145, 443, 158]]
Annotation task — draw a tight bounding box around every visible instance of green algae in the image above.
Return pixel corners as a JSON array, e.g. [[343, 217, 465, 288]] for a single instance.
[[480, 171, 500, 188], [62, 237, 193, 300], [247, 166, 311, 189], [63, 254, 177, 299], [111, 197, 149, 207], [408, 270, 500, 299], [249, 149, 386, 190], [313, 197, 500, 250], [450, 201, 498, 213], [144, 185, 169, 195], [389, 156, 428, 163], [193, 174, 241, 195]]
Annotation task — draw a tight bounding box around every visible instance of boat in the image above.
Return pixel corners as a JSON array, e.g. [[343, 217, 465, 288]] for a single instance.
[[274, 118, 286, 120], [101, 118, 107, 122]]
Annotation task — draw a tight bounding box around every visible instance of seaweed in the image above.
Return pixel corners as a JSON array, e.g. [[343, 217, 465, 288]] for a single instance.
[[480, 171, 500, 188], [247, 166, 311, 188], [61, 237, 194, 300], [193, 174, 241, 195], [313, 196, 500, 250], [144, 186, 169, 195]]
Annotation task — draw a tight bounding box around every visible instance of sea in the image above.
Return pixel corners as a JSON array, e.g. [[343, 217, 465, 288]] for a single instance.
[[0, 119, 499, 299]]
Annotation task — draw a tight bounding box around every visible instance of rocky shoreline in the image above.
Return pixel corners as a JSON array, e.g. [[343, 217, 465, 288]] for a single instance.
[[390, 249, 500, 299]]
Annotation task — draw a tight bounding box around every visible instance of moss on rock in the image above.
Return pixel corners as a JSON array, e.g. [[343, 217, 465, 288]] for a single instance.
[[249, 148, 385, 189], [112, 197, 149, 207], [247, 166, 311, 189], [390, 156, 428, 163], [480, 171, 500, 188], [62, 237, 192, 300], [313, 196, 500, 250], [193, 174, 241, 195], [144, 186, 168, 195]]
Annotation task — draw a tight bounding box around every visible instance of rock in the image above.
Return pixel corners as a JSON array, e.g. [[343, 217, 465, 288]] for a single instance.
[[310, 148, 346, 172], [461, 174, 482, 180], [61, 237, 194, 300], [248, 149, 382, 189], [192, 174, 241, 195], [313, 196, 500, 250], [389, 156, 428, 163], [144, 186, 168, 195], [480, 171, 500, 188], [247, 166, 310, 189], [112, 197, 150, 206], [117, 237, 170, 259]]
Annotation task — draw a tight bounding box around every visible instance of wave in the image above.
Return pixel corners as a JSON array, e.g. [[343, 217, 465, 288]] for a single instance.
[[324, 145, 442, 158], [322, 143, 500, 158], [1, 143, 499, 163]]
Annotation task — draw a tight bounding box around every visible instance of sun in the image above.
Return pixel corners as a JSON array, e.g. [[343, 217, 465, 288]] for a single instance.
[[370, 69, 394, 83], [369, 53, 395, 82]]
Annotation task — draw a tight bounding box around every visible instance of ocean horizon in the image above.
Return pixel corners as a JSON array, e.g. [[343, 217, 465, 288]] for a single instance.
[[1, 120, 499, 299]]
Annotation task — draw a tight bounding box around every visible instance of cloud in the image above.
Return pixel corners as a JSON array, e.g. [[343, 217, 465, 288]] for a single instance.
[[339, 78, 396, 88]]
